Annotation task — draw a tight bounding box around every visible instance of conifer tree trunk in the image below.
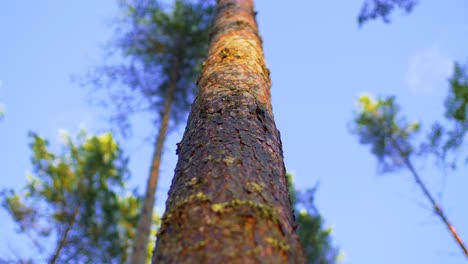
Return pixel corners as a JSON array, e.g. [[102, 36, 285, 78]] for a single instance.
[[131, 61, 180, 264], [152, 0, 304, 262]]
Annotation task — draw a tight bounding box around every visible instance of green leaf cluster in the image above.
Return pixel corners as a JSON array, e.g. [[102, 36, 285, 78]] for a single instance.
[[446, 63, 468, 124], [287, 173, 340, 264], [351, 62, 467, 172], [1, 131, 142, 263], [351, 94, 420, 172], [425, 62, 468, 167]]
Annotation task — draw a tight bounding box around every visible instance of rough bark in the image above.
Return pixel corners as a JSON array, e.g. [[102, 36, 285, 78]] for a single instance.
[[152, 0, 304, 263], [131, 62, 180, 264]]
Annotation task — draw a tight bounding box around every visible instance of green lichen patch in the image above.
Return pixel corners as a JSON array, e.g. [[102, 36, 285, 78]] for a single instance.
[[211, 203, 225, 213], [265, 237, 291, 253], [185, 177, 201, 187], [245, 182, 263, 193], [210, 199, 279, 224], [223, 156, 239, 165], [183, 192, 208, 208], [160, 192, 211, 228]]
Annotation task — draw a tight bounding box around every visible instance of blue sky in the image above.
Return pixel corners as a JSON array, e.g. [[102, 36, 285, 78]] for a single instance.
[[1, 0, 468, 263]]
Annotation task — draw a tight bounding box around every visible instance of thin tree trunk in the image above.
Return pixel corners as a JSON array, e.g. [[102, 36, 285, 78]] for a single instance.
[[49, 207, 79, 264], [390, 138, 468, 258], [131, 61, 180, 264], [152, 1, 304, 263]]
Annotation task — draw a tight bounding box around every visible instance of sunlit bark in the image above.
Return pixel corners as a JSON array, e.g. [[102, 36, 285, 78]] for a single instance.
[[152, 0, 304, 262]]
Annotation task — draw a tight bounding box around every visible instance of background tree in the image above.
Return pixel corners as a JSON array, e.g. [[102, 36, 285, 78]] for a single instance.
[[358, 0, 418, 25], [349, 63, 468, 256], [87, 0, 214, 262], [287, 173, 339, 264], [1, 131, 149, 263], [356, 0, 467, 257], [0, 103, 4, 120], [90, 0, 214, 136], [426, 62, 468, 168], [152, 0, 304, 262]]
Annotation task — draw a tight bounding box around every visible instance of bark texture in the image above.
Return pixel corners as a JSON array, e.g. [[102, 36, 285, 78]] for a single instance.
[[152, 0, 304, 263], [131, 62, 180, 264]]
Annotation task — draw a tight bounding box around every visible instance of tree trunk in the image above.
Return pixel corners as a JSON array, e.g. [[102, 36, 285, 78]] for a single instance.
[[152, 1, 304, 263], [404, 159, 468, 257], [390, 138, 468, 258], [131, 61, 180, 264]]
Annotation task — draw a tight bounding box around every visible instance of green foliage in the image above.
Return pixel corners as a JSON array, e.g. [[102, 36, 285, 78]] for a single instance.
[[287, 173, 339, 264], [89, 0, 214, 136], [351, 94, 420, 172], [0, 104, 4, 120], [358, 0, 418, 25], [1, 131, 143, 263], [424, 62, 468, 167], [350, 62, 468, 258], [351, 62, 468, 171], [286, 173, 298, 205], [446, 63, 468, 124], [297, 212, 337, 264]]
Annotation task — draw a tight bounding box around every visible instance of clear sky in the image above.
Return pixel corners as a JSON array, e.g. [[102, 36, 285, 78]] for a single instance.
[[1, 0, 468, 263]]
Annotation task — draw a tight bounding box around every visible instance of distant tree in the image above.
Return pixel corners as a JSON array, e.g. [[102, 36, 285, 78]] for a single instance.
[[87, 0, 214, 262], [425, 62, 468, 168], [90, 0, 214, 137], [152, 0, 304, 262], [0, 131, 152, 263], [350, 62, 468, 257], [0, 104, 4, 120], [287, 173, 339, 264], [358, 0, 418, 25]]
